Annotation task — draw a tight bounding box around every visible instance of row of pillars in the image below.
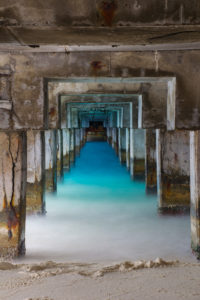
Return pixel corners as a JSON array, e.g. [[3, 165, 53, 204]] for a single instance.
[[107, 127, 200, 258], [0, 128, 86, 257]]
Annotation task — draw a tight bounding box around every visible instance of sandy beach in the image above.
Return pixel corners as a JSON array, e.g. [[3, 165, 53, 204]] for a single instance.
[[0, 258, 199, 300]]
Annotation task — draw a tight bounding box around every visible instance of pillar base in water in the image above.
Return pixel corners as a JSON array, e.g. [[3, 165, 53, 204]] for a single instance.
[[26, 182, 45, 215], [158, 205, 190, 215], [119, 149, 126, 165], [130, 158, 145, 181], [191, 215, 200, 259], [45, 169, 56, 192], [63, 154, 70, 171], [146, 185, 157, 195]]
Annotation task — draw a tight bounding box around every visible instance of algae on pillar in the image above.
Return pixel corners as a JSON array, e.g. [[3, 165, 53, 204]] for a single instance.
[[145, 129, 157, 193], [156, 129, 190, 213], [0, 131, 27, 257], [190, 131, 200, 258], [27, 130, 45, 215]]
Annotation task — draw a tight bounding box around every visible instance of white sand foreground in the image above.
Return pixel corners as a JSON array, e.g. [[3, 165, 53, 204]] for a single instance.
[[0, 258, 200, 300]]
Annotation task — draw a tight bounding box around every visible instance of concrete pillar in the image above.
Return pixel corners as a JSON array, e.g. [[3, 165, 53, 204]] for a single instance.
[[107, 128, 112, 145], [130, 129, 145, 180], [112, 128, 118, 154], [156, 129, 190, 213], [57, 129, 63, 179], [118, 128, 126, 164], [126, 128, 130, 170], [0, 131, 27, 257], [80, 128, 84, 148], [45, 130, 57, 192], [70, 128, 75, 165], [62, 128, 70, 171], [145, 129, 157, 194], [27, 130, 45, 215], [190, 131, 200, 258], [75, 128, 81, 156]]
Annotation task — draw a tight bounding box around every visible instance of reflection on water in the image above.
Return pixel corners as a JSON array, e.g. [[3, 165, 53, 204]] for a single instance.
[[25, 142, 192, 263]]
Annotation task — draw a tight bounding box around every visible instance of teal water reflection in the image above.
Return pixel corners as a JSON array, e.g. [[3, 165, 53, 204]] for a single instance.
[[26, 142, 192, 263]]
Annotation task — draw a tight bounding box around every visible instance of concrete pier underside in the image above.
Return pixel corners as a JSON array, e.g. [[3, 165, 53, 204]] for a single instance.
[[0, 0, 200, 258]]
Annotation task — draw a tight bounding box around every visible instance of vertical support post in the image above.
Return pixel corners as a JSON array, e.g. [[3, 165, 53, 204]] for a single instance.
[[145, 129, 157, 194], [130, 129, 145, 180], [27, 130, 45, 215], [57, 129, 63, 179], [190, 131, 200, 258], [70, 128, 75, 165], [62, 128, 70, 171], [107, 128, 112, 145], [126, 128, 130, 170], [75, 128, 81, 156], [45, 130, 57, 192], [156, 129, 190, 213], [118, 128, 126, 164], [0, 131, 27, 257], [112, 128, 118, 154]]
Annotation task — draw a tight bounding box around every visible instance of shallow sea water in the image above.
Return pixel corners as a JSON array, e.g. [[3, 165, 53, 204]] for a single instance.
[[24, 142, 192, 263]]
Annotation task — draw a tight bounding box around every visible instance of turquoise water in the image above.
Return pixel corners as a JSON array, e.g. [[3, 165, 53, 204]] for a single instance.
[[26, 142, 192, 263]]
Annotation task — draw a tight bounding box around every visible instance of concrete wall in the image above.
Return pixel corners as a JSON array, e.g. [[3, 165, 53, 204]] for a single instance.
[[0, 1, 199, 26], [0, 50, 199, 131]]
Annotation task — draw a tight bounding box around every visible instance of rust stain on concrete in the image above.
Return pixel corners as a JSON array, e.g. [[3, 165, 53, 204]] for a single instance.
[[99, 0, 117, 26]]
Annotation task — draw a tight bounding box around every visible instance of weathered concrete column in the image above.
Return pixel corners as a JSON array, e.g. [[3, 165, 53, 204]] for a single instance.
[[126, 128, 130, 170], [130, 129, 145, 180], [62, 128, 70, 171], [107, 128, 112, 145], [145, 129, 157, 194], [75, 128, 81, 156], [57, 129, 63, 179], [112, 128, 118, 154], [27, 130, 45, 215], [80, 128, 85, 148], [118, 128, 126, 164], [190, 131, 200, 258], [156, 129, 190, 213], [0, 131, 27, 257], [45, 130, 57, 192], [70, 128, 75, 165]]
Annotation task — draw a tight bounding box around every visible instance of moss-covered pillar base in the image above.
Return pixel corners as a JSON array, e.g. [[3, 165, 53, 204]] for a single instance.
[[62, 128, 70, 172], [126, 128, 130, 170], [27, 130, 45, 215], [156, 129, 190, 214], [0, 131, 27, 257], [145, 129, 157, 194], [70, 128, 75, 165], [190, 131, 200, 258], [45, 130, 57, 193]]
